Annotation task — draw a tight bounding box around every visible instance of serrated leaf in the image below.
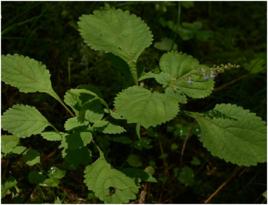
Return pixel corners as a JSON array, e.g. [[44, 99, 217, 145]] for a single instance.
[[2, 104, 50, 138], [1, 54, 54, 94], [159, 51, 214, 98], [189, 104, 267, 166], [78, 8, 153, 63], [84, 157, 139, 203], [114, 86, 179, 128], [92, 120, 109, 128], [102, 122, 126, 134], [23, 149, 40, 166], [64, 117, 89, 131], [40, 131, 65, 141]]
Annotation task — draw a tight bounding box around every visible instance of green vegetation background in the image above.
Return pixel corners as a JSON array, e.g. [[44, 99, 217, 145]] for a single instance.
[[1, 1, 267, 203]]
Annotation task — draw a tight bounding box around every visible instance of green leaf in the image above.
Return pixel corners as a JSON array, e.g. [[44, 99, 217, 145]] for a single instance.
[[1, 54, 54, 94], [92, 120, 109, 128], [64, 88, 106, 120], [154, 37, 177, 51], [78, 8, 153, 63], [23, 149, 40, 166], [102, 122, 126, 134], [40, 167, 66, 187], [1, 135, 26, 156], [28, 171, 46, 184], [2, 104, 50, 138], [1, 177, 17, 198], [189, 104, 267, 166], [123, 167, 157, 183], [84, 157, 139, 203], [114, 86, 179, 128], [40, 131, 64, 141], [158, 51, 214, 98], [176, 166, 195, 186], [60, 129, 92, 168], [190, 157, 201, 166], [64, 117, 89, 131], [244, 53, 266, 74], [127, 154, 143, 167], [48, 167, 66, 179]]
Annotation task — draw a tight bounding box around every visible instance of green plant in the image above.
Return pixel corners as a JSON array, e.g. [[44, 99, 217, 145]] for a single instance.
[[1, 8, 266, 203]]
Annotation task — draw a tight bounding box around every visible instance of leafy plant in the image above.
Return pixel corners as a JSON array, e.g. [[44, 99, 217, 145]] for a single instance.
[[1, 7, 266, 203]]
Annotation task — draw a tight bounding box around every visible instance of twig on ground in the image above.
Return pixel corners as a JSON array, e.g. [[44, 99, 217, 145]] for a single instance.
[[204, 167, 244, 203]]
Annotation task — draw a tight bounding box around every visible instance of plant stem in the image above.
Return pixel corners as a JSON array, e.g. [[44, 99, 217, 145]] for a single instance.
[[214, 74, 248, 92], [180, 128, 192, 164], [129, 61, 138, 85], [48, 89, 75, 117]]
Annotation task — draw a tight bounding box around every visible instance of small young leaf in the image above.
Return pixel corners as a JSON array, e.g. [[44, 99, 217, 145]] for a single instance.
[[78, 8, 153, 64], [48, 167, 66, 179], [127, 154, 143, 167], [114, 86, 179, 128], [1, 177, 17, 198], [2, 104, 50, 138], [84, 157, 139, 203], [28, 171, 46, 184], [154, 37, 178, 51], [92, 120, 109, 128], [102, 122, 126, 134], [40, 131, 64, 141], [1, 54, 54, 94], [23, 149, 40, 166], [1, 135, 26, 156], [176, 166, 195, 186], [244, 53, 266, 74], [64, 117, 89, 131], [189, 104, 267, 166]]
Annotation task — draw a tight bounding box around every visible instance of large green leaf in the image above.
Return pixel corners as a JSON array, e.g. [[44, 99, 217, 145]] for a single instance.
[[1, 54, 54, 94], [189, 104, 267, 166], [2, 104, 50, 138], [84, 157, 139, 203], [140, 51, 214, 99], [78, 8, 153, 63], [114, 86, 179, 128]]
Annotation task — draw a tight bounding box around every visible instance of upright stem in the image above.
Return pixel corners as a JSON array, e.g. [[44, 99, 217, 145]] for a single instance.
[[128, 61, 138, 85]]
